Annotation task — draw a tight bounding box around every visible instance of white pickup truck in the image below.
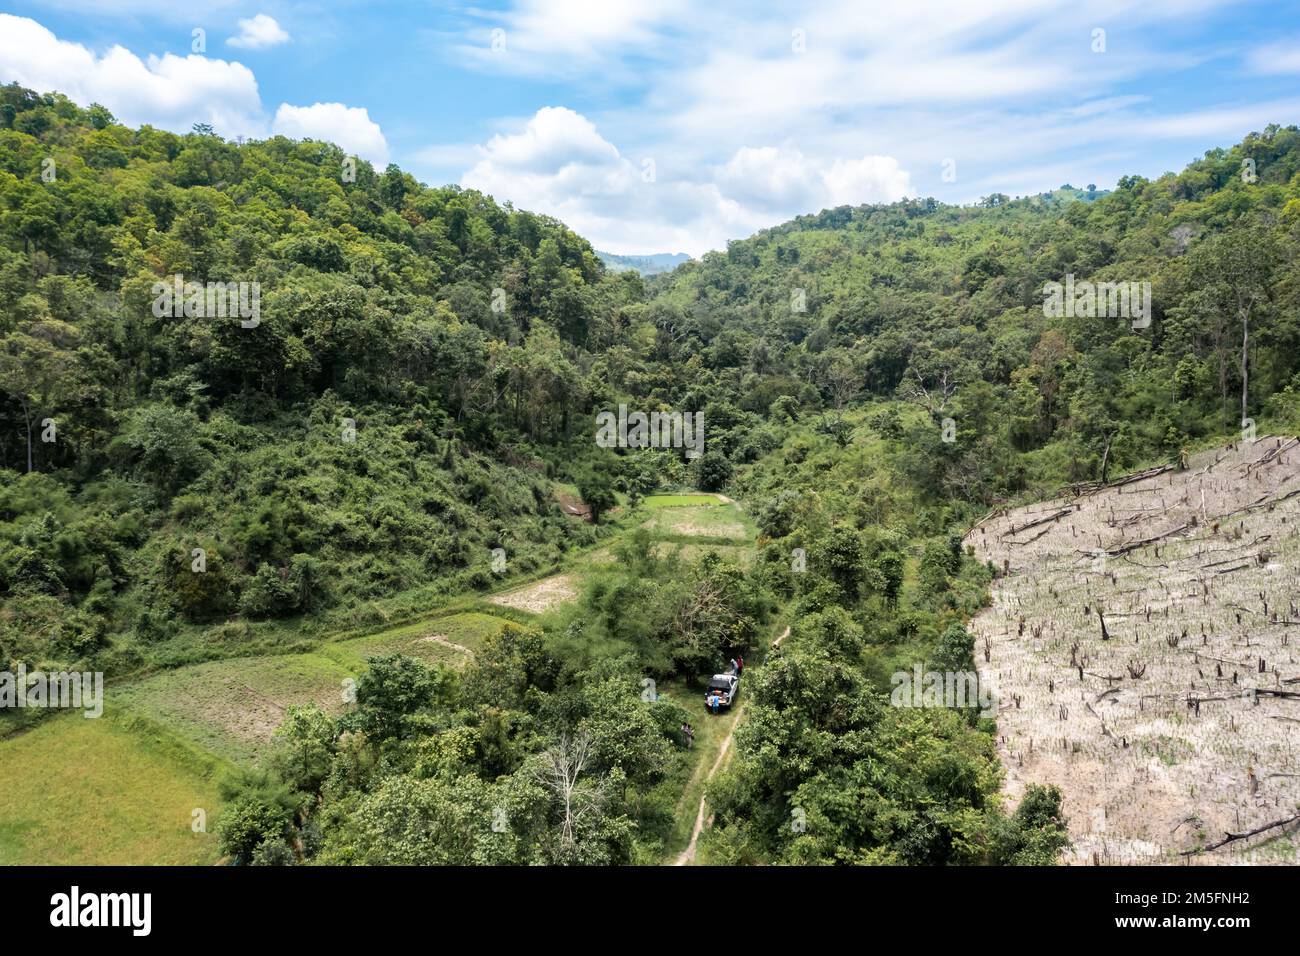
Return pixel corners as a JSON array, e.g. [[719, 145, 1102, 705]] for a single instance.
[[704, 673, 739, 710]]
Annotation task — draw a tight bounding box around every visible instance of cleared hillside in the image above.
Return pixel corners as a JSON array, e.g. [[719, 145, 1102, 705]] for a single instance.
[[968, 437, 1300, 863]]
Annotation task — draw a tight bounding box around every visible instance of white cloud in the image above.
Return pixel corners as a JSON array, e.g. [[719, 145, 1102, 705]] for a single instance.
[[227, 14, 291, 50], [716, 146, 911, 213], [440, 0, 1265, 252], [1134, 99, 1300, 139], [475, 106, 619, 172], [455, 0, 688, 78], [1063, 95, 1152, 118], [714, 146, 824, 213], [821, 155, 913, 207], [273, 102, 390, 166], [458, 107, 911, 255], [1245, 38, 1300, 75], [461, 107, 745, 253], [0, 16, 388, 163], [0, 13, 265, 137]]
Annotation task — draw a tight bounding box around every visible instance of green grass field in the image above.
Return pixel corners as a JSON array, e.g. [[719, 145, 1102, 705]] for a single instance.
[[1, 486, 752, 864], [0, 715, 224, 865], [321, 611, 511, 670], [643, 502, 754, 542], [111, 612, 517, 768], [114, 653, 356, 766], [652, 541, 755, 566], [642, 494, 724, 508]]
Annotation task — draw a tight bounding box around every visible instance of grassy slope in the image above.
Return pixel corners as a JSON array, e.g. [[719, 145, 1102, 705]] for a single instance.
[[112, 653, 357, 766], [0, 715, 225, 865]]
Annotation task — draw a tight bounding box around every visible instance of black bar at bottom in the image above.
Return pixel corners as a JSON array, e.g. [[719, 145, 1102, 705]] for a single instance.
[[0, 863, 1282, 941]]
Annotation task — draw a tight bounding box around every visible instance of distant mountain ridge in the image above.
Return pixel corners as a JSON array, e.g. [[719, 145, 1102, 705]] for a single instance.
[[596, 250, 692, 275]]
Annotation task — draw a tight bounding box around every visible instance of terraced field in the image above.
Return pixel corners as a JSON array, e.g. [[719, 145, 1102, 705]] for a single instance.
[[642, 497, 753, 542], [322, 611, 509, 669], [643, 494, 728, 507], [113, 653, 358, 765], [487, 573, 580, 614], [653, 541, 755, 566]]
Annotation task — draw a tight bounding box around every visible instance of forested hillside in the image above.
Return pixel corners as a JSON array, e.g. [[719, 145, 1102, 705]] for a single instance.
[[2, 81, 1299, 865], [0, 84, 647, 676], [649, 127, 1300, 501]]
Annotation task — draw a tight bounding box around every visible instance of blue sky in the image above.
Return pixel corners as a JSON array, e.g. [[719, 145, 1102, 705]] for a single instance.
[[2, 0, 1300, 255]]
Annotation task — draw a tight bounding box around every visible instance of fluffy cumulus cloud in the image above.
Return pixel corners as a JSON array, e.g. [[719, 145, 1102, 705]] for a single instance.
[[435, 0, 1279, 252], [0, 15, 386, 166], [227, 14, 291, 50], [472, 107, 619, 174], [0, 13, 264, 137], [716, 146, 911, 215], [273, 103, 390, 166], [460, 107, 911, 255], [822, 156, 914, 207]]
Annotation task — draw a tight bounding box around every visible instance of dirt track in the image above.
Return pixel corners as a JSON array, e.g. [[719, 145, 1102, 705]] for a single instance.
[[673, 625, 790, 866]]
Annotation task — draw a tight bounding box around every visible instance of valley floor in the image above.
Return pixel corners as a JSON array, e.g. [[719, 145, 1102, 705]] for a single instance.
[[0, 492, 761, 865]]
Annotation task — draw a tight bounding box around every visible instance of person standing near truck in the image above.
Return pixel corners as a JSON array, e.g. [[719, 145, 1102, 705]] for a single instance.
[[708, 693, 720, 715], [736, 655, 744, 676]]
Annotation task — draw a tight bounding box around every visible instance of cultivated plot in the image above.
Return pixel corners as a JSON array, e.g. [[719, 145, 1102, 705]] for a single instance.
[[642, 501, 751, 541], [324, 611, 510, 669], [114, 653, 355, 766], [488, 573, 580, 614]]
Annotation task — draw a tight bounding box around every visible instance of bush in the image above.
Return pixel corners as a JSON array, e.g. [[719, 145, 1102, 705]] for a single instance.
[[693, 450, 733, 491], [217, 797, 292, 865]]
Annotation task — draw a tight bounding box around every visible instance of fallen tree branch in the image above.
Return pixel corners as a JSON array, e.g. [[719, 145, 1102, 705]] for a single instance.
[[1179, 812, 1300, 856], [1008, 525, 1053, 547], [1064, 463, 1177, 498], [1107, 523, 1192, 558], [1253, 688, 1300, 701], [1001, 507, 1073, 539]]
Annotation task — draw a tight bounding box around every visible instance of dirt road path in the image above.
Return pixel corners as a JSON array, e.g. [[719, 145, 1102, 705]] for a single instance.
[[672, 624, 791, 866]]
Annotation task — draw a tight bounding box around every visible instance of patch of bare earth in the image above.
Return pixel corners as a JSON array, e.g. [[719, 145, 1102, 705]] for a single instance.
[[187, 671, 346, 747], [206, 682, 292, 743], [968, 437, 1300, 864], [554, 490, 592, 522], [418, 634, 474, 656], [648, 514, 748, 539], [488, 574, 579, 614]]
